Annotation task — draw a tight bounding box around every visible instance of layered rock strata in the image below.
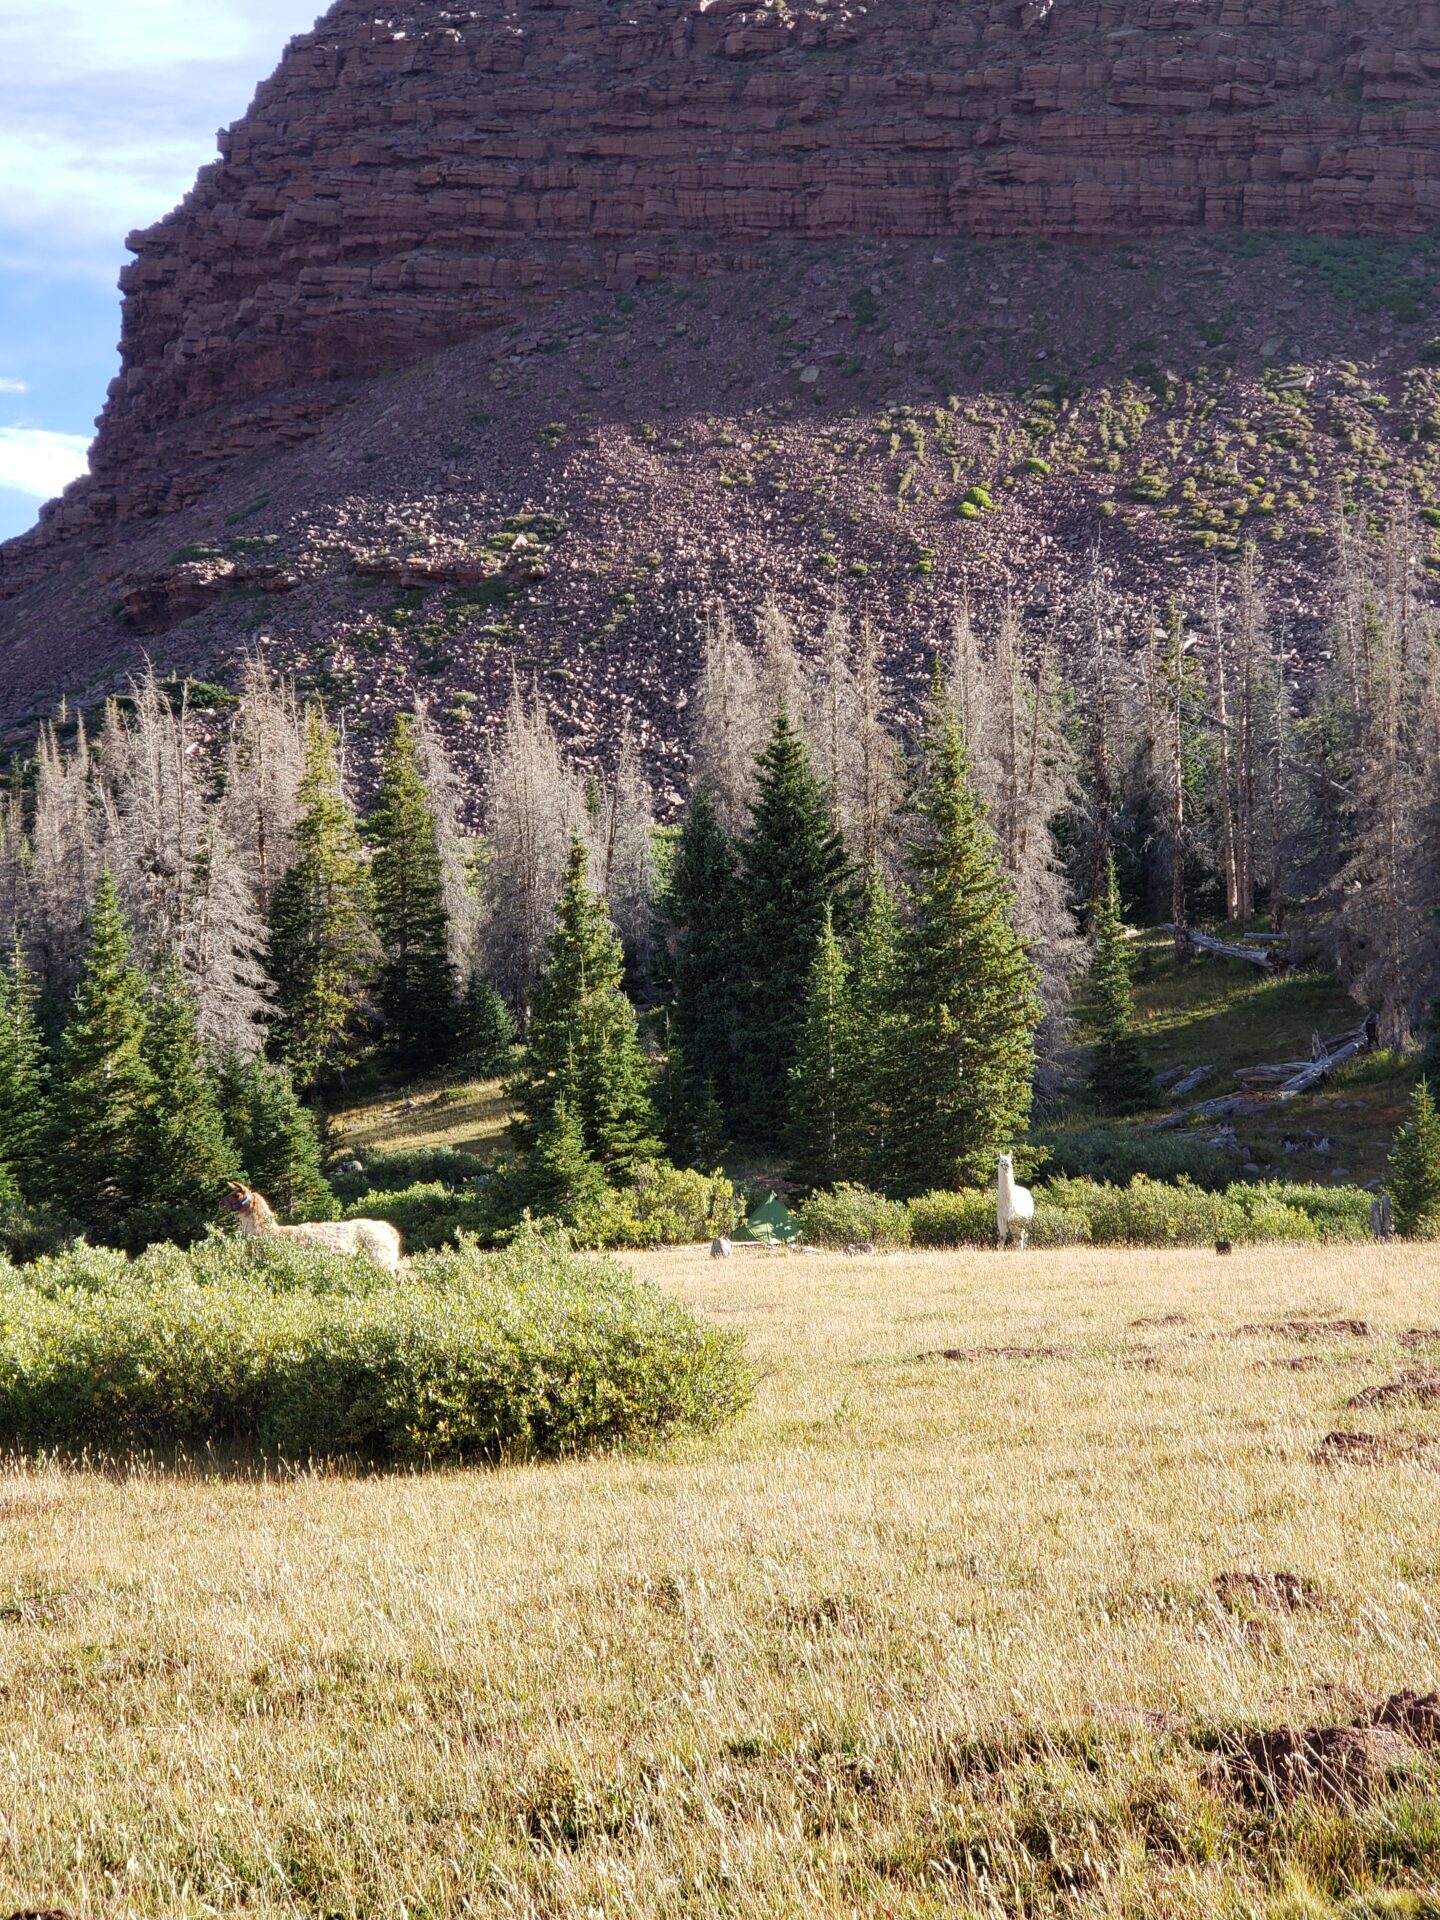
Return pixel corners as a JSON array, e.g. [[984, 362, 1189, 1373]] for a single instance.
[[14, 0, 1440, 557]]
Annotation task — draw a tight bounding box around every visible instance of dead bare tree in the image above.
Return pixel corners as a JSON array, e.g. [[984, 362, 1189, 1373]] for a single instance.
[[220, 654, 306, 917], [690, 604, 767, 834], [481, 678, 588, 1023]]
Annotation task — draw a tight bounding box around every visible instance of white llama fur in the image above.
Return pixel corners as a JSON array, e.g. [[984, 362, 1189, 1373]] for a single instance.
[[223, 1183, 403, 1275], [996, 1154, 1035, 1251]]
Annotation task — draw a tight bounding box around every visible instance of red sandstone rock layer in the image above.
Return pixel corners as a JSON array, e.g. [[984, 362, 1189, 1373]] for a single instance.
[[17, 0, 1440, 552]]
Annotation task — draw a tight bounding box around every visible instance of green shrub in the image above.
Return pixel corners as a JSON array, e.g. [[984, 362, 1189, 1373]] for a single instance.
[[1036, 1176, 1315, 1246], [908, 1188, 995, 1247], [330, 1146, 490, 1201], [907, 1188, 1087, 1248], [798, 1185, 912, 1249], [341, 1181, 495, 1252], [0, 1230, 752, 1464], [1036, 1126, 1238, 1192], [573, 1163, 745, 1251], [1229, 1183, 1370, 1243]]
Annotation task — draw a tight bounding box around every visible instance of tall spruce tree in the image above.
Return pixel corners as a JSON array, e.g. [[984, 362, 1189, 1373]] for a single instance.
[[461, 976, 517, 1077], [527, 1086, 611, 1225], [849, 871, 901, 1186], [513, 838, 661, 1180], [787, 907, 854, 1191], [268, 711, 378, 1088], [131, 961, 237, 1247], [1389, 1078, 1440, 1238], [217, 1051, 336, 1221], [1085, 856, 1153, 1114], [368, 713, 459, 1069], [0, 935, 47, 1199], [663, 784, 743, 1129], [736, 715, 851, 1146], [879, 691, 1041, 1196], [654, 1027, 728, 1173], [47, 871, 153, 1242]]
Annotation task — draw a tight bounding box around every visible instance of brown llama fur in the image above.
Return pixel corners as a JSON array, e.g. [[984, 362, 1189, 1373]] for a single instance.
[[222, 1183, 403, 1275]]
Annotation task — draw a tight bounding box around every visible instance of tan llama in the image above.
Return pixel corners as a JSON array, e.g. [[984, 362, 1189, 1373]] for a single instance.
[[222, 1183, 403, 1275]]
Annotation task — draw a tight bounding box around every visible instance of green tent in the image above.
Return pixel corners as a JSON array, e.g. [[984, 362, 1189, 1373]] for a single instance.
[[733, 1191, 802, 1246]]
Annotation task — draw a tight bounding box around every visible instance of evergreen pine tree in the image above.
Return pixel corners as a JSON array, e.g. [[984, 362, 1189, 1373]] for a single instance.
[[368, 713, 460, 1069], [1389, 1078, 1440, 1238], [460, 976, 517, 1077], [268, 711, 378, 1088], [663, 786, 744, 1122], [131, 961, 238, 1247], [736, 715, 851, 1145], [654, 1028, 728, 1172], [513, 838, 661, 1180], [850, 871, 901, 1186], [1086, 856, 1154, 1115], [47, 871, 153, 1242], [526, 1088, 610, 1225], [0, 935, 48, 1199], [879, 692, 1041, 1197], [217, 1051, 337, 1221], [1422, 997, 1440, 1081], [787, 907, 854, 1190]]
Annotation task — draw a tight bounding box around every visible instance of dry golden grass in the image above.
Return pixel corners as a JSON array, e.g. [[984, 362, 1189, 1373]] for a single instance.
[[328, 1074, 513, 1159], [2, 1244, 1440, 1918]]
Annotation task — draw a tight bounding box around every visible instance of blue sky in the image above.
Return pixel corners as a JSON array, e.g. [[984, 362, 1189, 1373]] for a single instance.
[[0, 0, 326, 541]]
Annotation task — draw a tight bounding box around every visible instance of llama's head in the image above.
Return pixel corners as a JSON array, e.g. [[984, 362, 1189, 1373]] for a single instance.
[[222, 1182, 256, 1214], [997, 1154, 1014, 1179]]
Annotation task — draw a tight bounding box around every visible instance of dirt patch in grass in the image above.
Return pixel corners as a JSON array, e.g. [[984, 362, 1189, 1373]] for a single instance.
[[1217, 1722, 1416, 1802], [1253, 1353, 1344, 1371], [1314, 1430, 1440, 1468], [1214, 1570, 1320, 1613], [1400, 1327, 1440, 1350], [922, 1344, 1067, 1362], [1131, 1312, 1188, 1328], [1346, 1368, 1440, 1410], [1237, 1318, 1375, 1340], [0, 1588, 82, 1628]]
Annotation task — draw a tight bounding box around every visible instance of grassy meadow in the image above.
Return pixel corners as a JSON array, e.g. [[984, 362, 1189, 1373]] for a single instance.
[[2, 1242, 1439, 1918]]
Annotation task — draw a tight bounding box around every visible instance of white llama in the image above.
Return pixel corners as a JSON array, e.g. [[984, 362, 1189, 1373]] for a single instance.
[[222, 1183, 404, 1275], [996, 1154, 1035, 1251]]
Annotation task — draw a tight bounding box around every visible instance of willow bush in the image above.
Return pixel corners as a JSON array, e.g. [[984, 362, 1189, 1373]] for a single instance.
[[0, 1230, 751, 1465]]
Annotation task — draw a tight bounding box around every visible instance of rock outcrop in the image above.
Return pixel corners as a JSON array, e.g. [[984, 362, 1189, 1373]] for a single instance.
[[18, 0, 1440, 549]]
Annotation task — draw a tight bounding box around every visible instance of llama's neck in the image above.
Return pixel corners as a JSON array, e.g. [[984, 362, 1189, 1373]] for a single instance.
[[237, 1195, 281, 1237], [998, 1165, 1016, 1204]]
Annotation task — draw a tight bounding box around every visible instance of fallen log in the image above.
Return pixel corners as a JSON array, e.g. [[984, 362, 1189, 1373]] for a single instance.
[[1191, 930, 1278, 971], [1234, 1062, 1312, 1086], [1147, 1094, 1272, 1132], [1276, 1016, 1378, 1100]]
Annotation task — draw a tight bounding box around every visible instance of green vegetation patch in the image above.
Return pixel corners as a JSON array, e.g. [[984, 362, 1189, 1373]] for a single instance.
[[0, 1229, 751, 1464]]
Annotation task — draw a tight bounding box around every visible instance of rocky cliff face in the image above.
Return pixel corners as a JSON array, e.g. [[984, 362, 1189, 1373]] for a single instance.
[[21, 0, 1440, 546]]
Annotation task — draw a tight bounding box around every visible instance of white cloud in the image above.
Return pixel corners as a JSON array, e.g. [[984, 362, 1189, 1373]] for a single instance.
[[0, 2, 327, 257], [0, 428, 92, 500], [0, 379, 29, 395]]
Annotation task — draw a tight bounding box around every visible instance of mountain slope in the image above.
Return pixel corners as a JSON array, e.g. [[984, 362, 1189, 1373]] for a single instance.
[[3, 0, 1440, 787]]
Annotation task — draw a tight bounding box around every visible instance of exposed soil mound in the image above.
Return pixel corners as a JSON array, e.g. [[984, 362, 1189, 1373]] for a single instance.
[[1238, 1319, 1375, 1341], [1313, 1430, 1439, 1468], [924, 1345, 1066, 1363], [1219, 1723, 1416, 1802], [1346, 1367, 1440, 1410], [1213, 1571, 1319, 1614], [1371, 1692, 1440, 1747]]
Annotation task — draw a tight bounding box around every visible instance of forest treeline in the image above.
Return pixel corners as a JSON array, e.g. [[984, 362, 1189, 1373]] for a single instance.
[[0, 526, 1437, 1246]]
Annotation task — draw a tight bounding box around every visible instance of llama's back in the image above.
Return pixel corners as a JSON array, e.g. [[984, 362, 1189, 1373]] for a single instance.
[[288, 1217, 404, 1275]]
